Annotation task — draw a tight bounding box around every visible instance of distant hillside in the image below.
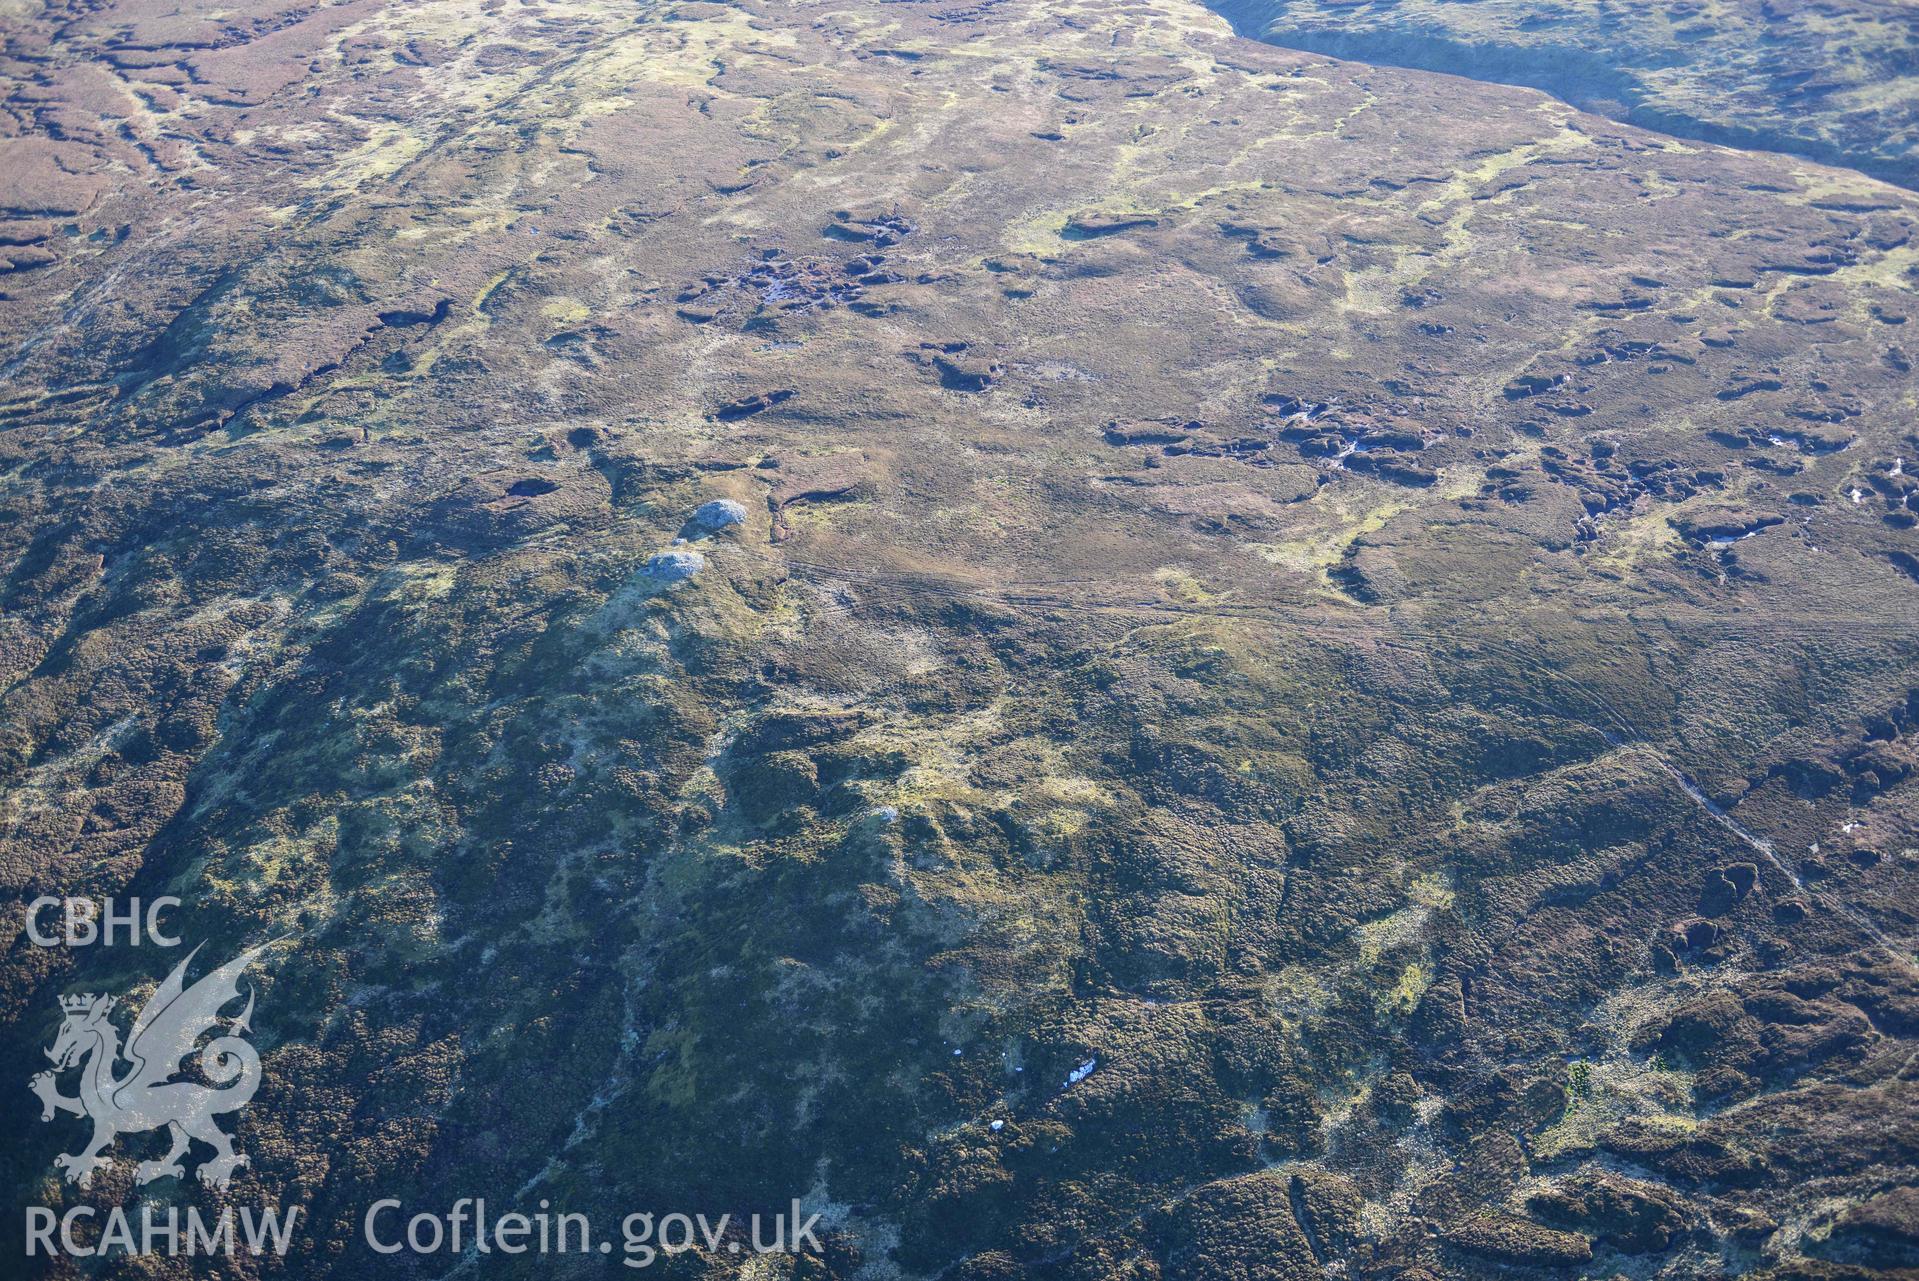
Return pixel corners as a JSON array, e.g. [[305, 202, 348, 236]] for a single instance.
[[1207, 0, 1919, 187]]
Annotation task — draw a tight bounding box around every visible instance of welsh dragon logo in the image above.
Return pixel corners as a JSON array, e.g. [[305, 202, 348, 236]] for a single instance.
[[30, 943, 269, 1190]]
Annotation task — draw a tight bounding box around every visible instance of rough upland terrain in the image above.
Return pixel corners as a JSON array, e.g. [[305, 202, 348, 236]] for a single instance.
[[2, 0, 1918, 1277]]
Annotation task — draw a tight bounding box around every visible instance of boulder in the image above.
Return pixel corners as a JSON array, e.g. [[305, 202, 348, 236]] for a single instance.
[[690, 498, 747, 532], [640, 548, 705, 583]]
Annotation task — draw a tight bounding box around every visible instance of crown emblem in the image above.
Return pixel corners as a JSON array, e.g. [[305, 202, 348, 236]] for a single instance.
[[60, 993, 108, 1015]]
